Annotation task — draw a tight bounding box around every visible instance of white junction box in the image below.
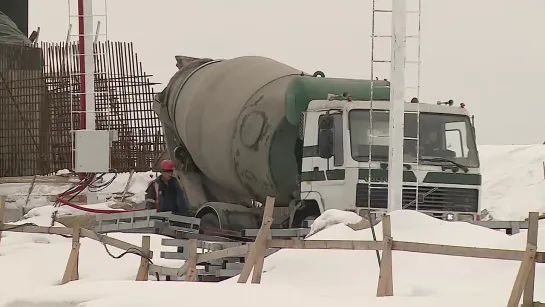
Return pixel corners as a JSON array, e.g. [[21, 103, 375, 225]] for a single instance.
[[74, 130, 111, 173]]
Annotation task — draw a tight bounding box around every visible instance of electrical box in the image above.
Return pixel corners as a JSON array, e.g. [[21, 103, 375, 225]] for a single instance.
[[74, 130, 110, 173]]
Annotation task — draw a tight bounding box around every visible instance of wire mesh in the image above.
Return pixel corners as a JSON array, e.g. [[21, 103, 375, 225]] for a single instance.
[[0, 41, 164, 177]]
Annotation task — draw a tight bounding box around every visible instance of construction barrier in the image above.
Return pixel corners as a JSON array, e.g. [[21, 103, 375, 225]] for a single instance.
[[0, 194, 153, 283], [1, 194, 543, 306], [149, 196, 544, 307]]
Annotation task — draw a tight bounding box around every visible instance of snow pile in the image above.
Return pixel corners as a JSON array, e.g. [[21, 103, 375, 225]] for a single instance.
[[307, 209, 363, 237], [1, 209, 543, 307], [480, 145, 545, 220]]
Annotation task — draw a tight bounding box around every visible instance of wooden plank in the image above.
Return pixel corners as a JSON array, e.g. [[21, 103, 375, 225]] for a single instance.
[[23, 175, 37, 209], [80, 228, 153, 257], [376, 215, 393, 297], [0, 225, 152, 256], [237, 196, 275, 284], [0, 176, 80, 184], [149, 264, 180, 277], [507, 243, 537, 307], [267, 239, 382, 250], [197, 243, 251, 264], [121, 169, 135, 202], [2, 224, 74, 236], [523, 212, 539, 306], [0, 195, 5, 244], [135, 236, 151, 281], [251, 196, 275, 284], [186, 239, 198, 281], [61, 227, 81, 284], [266, 239, 545, 263]]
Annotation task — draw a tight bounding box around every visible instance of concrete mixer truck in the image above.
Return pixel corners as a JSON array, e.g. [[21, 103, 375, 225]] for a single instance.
[[153, 55, 482, 232]]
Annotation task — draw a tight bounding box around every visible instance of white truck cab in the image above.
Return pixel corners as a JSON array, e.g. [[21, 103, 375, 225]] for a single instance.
[[295, 97, 481, 225]]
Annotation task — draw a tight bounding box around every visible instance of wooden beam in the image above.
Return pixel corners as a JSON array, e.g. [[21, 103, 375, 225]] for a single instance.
[[2, 224, 74, 236], [507, 243, 537, 307], [0, 195, 5, 244], [238, 196, 275, 284], [251, 196, 275, 284], [186, 239, 198, 281], [121, 170, 135, 202], [61, 226, 81, 284], [376, 215, 393, 297], [266, 239, 545, 263], [79, 228, 152, 257], [0, 176, 80, 184], [523, 212, 539, 306], [0, 225, 152, 257], [135, 236, 151, 281]]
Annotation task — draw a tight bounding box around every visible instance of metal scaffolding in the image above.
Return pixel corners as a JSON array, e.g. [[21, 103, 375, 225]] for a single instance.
[[0, 41, 164, 177]]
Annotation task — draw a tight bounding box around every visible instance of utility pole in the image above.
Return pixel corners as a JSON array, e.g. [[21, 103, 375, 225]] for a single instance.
[[387, 0, 407, 212]]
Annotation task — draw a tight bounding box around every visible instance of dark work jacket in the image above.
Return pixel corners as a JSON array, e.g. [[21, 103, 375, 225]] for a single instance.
[[144, 176, 188, 215]]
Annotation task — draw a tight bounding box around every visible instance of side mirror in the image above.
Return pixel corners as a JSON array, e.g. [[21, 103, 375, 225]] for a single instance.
[[318, 129, 334, 159], [318, 114, 333, 130]]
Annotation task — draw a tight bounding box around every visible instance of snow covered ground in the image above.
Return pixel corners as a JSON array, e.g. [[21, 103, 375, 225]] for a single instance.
[[1, 208, 544, 307], [0, 144, 545, 307]]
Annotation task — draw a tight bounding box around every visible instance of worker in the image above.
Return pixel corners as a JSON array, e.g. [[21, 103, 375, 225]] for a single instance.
[[144, 159, 188, 215]]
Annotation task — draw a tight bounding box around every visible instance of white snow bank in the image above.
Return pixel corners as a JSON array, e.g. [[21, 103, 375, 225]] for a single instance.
[[480, 144, 545, 220], [4, 210, 544, 307]]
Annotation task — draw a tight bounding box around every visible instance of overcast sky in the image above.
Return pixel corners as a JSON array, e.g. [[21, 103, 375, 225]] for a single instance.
[[28, 0, 545, 145]]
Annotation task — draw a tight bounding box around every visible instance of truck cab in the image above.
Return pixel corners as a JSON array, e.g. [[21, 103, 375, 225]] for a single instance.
[[293, 96, 481, 226]]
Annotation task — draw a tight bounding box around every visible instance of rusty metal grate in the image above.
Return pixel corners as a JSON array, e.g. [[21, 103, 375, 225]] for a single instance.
[[0, 41, 164, 177]]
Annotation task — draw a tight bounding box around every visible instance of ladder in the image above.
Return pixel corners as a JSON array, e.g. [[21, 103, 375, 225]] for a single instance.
[[66, 0, 111, 204], [368, 0, 423, 211], [66, 0, 111, 165]]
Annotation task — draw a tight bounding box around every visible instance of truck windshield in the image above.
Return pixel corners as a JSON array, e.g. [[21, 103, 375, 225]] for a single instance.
[[348, 110, 479, 167]]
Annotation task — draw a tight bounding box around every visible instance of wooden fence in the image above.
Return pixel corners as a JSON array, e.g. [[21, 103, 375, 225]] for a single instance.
[[149, 197, 544, 307], [1, 194, 543, 306], [0, 195, 152, 283]]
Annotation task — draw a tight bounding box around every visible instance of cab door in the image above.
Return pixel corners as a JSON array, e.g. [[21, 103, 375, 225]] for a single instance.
[[312, 111, 349, 210]]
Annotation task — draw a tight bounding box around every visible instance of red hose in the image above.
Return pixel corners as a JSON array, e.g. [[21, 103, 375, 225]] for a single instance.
[[55, 173, 146, 214]]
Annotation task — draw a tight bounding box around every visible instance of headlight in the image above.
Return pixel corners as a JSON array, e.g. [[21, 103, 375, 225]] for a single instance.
[[446, 213, 455, 221]]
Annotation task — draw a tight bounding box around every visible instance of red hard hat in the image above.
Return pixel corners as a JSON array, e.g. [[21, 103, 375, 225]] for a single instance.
[[160, 159, 175, 171]]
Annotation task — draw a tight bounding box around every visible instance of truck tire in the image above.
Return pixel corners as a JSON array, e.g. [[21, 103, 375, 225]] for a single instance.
[[200, 213, 221, 230]]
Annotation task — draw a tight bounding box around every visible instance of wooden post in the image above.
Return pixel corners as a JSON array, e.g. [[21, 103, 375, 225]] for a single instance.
[[186, 239, 198, 281], [135, 235, 151, 281], [0, 195, 5, 244], [23, 175, 37, 213], [506, 243, 537, 307], [121, 170, 135, 202], [376, 215, 393, 297], [237, 196, 275, 284], [61, 226, 81, 284], [522, 212, 539, 307], [507, 212, 539, 307]]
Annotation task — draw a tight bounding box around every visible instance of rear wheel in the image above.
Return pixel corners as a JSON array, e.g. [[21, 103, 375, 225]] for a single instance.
[[199, 213, 220, 233]]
